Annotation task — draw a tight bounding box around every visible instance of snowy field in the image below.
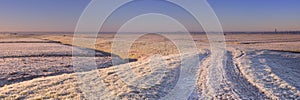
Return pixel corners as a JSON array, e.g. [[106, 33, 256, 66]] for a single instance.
[[0, 38, 115, 90], [0, 34, 299, 99]]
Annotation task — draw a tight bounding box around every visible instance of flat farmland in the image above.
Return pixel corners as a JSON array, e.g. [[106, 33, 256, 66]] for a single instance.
[[0, 33, 299, 99], [0, 38, 115, 88]]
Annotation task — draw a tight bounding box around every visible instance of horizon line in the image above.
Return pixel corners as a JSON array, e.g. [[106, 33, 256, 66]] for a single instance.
[[1, 30, 300, 33]]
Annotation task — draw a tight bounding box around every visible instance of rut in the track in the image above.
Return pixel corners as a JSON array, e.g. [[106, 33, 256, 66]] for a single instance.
[[234, 49, 300, 99], [196, 50, 268, 99]]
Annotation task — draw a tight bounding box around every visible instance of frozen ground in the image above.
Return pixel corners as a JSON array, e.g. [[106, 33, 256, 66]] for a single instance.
[[0, 57, 113, 87], [234, 49, 300, 99], [0, 34, 299, 99], [194, 49, 300, 99], [0, 43, 106, 57], [1, 48, 299, 99], [0, 38, 49, 43], [0, 52, 207, 99], [0, 38, 116, 88]]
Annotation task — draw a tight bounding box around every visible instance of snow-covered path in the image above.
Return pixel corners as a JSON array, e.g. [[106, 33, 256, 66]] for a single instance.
[[0, 38, 299, 99]]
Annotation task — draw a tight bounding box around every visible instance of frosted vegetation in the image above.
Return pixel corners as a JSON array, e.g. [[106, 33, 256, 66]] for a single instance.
[[0, 34, 299, 99]]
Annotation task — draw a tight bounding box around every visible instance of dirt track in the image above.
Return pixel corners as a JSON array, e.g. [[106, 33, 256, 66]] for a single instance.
[[0, 36, 299, 99], [194, 49, 300, 99]]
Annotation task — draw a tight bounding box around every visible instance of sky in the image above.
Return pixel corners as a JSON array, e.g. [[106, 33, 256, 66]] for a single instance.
[[0, 0, 299, 32]]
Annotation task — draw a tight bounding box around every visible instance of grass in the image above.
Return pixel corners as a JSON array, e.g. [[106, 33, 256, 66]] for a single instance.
[[1, 33, 300, 99], [2, 33, 300, 59], [35, 34, 180, 60]]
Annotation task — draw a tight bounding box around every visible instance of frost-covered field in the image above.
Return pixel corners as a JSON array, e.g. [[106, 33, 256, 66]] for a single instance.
[[0, 38, 116, 98], [0, 56, 113, 87], [0, 43, 74, 57], [0, 34, 299, 99], [194, 49, 300, 99], [0, 52, 207, 99], [234, 49, 300, 99], [0, 43, 107, 57]]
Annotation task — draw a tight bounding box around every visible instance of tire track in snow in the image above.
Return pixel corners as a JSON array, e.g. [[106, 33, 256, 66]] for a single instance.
[[234, 49, 300, 99]]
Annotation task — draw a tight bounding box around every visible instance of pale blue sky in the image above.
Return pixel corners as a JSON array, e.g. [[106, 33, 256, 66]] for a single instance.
[[0, 0, 299, 32]]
